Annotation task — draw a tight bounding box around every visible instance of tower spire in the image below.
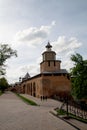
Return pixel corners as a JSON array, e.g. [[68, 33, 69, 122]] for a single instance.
[[46, 41, 52, 48], [46, 41, 52, 51]]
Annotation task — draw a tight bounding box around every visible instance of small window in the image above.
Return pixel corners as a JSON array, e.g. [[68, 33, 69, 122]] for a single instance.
[[54, 61, 55, 66], [48, 61, 50, 66]]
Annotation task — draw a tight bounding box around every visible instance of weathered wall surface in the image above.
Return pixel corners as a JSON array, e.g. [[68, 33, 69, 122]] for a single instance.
[[18, 74, 71, 98]]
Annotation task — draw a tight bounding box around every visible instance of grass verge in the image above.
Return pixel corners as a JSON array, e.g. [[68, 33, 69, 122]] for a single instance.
[[57, 109, 87, 123], [16, 93, 38, 106], [0, 90, 3, 96]]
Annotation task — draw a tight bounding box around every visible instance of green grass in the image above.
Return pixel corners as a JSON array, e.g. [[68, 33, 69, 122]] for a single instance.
[[57, 109, 87, 123], [0, 90, 3, 96], [16, 93, 38, 106], [57, 109, 67, 115]]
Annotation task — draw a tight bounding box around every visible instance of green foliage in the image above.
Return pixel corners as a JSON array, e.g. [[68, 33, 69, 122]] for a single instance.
[[57, 109, 66, 115], [0, 77, 9, 92], [0, 90, 3, 95], [70, 53, 87, 100], [0, 43, 17, 75]]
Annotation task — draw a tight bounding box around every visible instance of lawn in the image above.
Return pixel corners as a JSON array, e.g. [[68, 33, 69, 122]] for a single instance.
[[16, 93, 38, 106], [0, 90, 3, 96]]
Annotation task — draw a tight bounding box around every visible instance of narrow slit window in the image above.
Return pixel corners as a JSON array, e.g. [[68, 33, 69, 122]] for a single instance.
[[48, 61, 50, 66], [54, 61, 55, 66]]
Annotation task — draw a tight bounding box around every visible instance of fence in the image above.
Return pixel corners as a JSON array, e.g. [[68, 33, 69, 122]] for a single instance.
[[53, 95, 87, 120]]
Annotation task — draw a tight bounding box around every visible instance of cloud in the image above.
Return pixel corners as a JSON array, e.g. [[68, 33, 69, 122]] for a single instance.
[[15, 21, 55, 46], [51, 21, 56, 26], [52, 36, 82, 53], [52, 36, 82, 70], [8, 21, 56, 82], [6, 22, 82, 83], [20, 65, 37, 73]]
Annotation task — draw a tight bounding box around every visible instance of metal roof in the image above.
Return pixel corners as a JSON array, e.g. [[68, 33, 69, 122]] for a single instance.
[[41, 69, 68, 74]]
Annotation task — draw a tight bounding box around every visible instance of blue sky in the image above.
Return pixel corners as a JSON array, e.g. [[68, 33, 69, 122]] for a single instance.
[[0, 0, 87, 83]]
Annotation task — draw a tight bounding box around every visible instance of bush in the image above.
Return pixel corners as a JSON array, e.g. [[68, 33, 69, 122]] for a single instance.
[[0, 77, 9, 92]]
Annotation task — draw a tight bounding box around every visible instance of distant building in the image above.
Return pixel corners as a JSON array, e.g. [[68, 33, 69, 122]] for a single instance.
[[19, 42, 71, 98], [22, 73, 30, 82]]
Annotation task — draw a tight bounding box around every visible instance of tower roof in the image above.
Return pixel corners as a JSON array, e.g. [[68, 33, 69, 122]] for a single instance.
[[22, 72, 30, 81], [24, 72, 30, 79], [46, 42, 52, 48]]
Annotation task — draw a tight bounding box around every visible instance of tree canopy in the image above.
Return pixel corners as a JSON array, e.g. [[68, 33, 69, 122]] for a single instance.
[[0, 44, 17, 75], [0, 77, 9, 92], [70, 53, 87, 100]]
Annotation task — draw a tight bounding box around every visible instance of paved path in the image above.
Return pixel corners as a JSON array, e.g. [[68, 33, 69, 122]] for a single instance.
[[0, 91, 85, 130], [21, 94, 87, 130], [21, 94, 62, 111]]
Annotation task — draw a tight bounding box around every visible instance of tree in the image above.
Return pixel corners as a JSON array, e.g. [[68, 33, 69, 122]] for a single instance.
[[70, 53, 87, 100], [0, 44, 17, 75], [0, 77, 9, 92]]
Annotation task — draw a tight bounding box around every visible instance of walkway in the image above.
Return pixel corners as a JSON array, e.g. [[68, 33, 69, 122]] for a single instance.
[[0, 91, 85, 130], [21, 94, 87, 130], [21, 94, 62, 110]]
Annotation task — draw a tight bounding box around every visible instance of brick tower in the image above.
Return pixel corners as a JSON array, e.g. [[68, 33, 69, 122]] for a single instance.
[[40, 42, 61, 72]]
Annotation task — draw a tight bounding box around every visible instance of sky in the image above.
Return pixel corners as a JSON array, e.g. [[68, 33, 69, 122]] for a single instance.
[[0, 0, 87, 83]]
